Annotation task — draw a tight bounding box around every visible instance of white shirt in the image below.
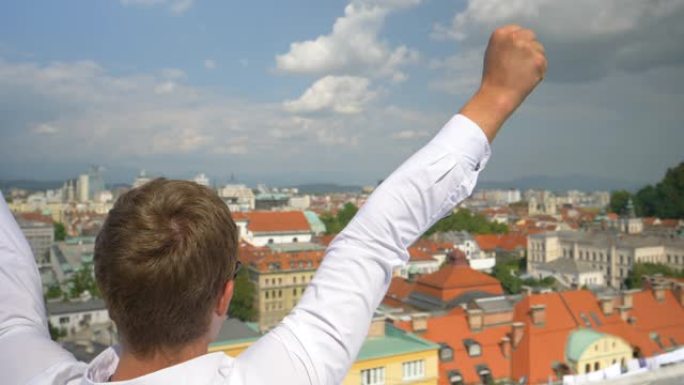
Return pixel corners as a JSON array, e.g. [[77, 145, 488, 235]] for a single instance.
[[0, 114, 491, 385]]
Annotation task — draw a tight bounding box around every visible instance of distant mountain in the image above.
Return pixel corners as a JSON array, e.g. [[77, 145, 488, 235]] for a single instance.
[[0, 180, 63, 192], [478, 175, 644, 192], [291, 183, 362, 194]]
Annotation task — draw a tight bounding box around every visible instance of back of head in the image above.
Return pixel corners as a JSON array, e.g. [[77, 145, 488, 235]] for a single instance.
[[95, 178, 238, 356]]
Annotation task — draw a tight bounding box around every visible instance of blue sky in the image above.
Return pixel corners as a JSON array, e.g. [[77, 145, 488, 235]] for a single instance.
[[1, 0, 683, 188]]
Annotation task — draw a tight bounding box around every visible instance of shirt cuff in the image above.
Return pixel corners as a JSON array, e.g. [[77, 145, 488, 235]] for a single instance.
[[433, 114, 492, 172]]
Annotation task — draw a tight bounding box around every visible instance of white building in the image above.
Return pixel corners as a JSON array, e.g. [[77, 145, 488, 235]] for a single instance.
[[533, 258, 605, 288], [218, 184, 255, 212], [528, 231, 684, 288], [132, 170, 151, 188], [233, 211, 313, 246], [46, 298, 112, 338], [430, 231, 495, 272], [193, 173, 210, 187], [77, 174, 89, 203]]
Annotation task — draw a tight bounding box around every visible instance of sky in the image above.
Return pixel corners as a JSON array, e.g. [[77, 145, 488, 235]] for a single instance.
[[0, 0, 683, 188]]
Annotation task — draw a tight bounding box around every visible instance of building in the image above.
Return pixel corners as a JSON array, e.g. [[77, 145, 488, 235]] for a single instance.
[[132, 169, 152, 188], [387, 262, 505, 312], [245, 244, 325, 331], [528, 231, 684, 287], [391, 283, 684, 385], [88, 165, 105, 201], [192, 173, 210, 187], [46, 298, 112, 340], [209, 317, 439, 385], [218, 184, 255, 212], [51, 236, 96, 282], [77, 174, 89, 203], [254, 193, 289, 210], [234, 211, 313, 246], [395, 243, 446, 279], [533, 258, 606, 288], [15, 212, 54, 266], [431, 231, 495, 272], [474, 233, 527, 260]]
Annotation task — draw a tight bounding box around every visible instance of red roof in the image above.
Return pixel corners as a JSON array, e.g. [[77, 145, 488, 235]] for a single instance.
[[16, 211, 53, 224], [408, 246, 436, 262], [383, 277, 416, 308], [414, 264, 503, 302], [474, 233, 527, 252], [233, 211, 311, 233]]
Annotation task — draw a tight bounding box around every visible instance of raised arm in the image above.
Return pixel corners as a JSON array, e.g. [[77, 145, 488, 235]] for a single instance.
[[0, 195, 78, 384], [235, 26, 546, 385]]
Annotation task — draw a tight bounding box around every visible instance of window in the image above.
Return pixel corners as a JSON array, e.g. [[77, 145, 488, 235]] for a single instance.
[[402, 360, 425, 381], [585, 363, 591, 373], [464, 339, 481, 357], [361, 367, 385, 385], [265, 291, 269, 299], [594, 362, 600, 371], [293, 237, 298, 243], [294, 276, 297, 284], [439, 343, 454, 362], [59, 316, 69, 325], [268, 238, 274, 244]]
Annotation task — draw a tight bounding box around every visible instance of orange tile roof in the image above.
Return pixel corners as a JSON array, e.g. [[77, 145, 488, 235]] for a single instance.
[[233, 211, 311, 233], [16, 211, 53, 224], [384, 277, 416, 308], [415, 264, 503, 302], [408, 246, 436, 262], [474, 234, 527, 252], [396, 308, 511, 385], [248, 249, 325, 273]]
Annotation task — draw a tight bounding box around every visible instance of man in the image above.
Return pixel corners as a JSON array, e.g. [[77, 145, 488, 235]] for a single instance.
[[0, 25, 546, 385]]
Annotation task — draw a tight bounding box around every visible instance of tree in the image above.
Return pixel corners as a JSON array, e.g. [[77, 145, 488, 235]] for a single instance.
[[229, 268, 257, 322], [624, 262, 684, 289], [68, 263, 100, 299], [635, 162, 684, 219], [609, 190, 631, 215], [425, 208, 508, 236], [48, 320, 66, 341], [45, 284, 63, 300], [321, 203, 359, 235], [54, 222, 67, 241]]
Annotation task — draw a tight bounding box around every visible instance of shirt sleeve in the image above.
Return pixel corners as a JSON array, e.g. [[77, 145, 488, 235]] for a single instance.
[[235, 114, 491, 385], [0, 193, 78, 385]]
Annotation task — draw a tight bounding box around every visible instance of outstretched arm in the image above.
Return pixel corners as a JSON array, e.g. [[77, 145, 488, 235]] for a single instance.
[[235, 26, 546, 385], [0, 196, 78, 385]]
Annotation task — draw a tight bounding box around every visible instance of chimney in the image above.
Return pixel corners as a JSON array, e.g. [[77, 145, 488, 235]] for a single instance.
[[652, 285, 665, 302], [368, 316, 386, 338], [521, 285, 534, 296], [617, 305, 630, 322], [411, 313, 429, 333], [511, 322, 525, 348], [621, 290, 635, 309], [530, 304, 546, 326], [466, 309, 484, 332], [675, 284, 684, 307], [500, 336, 511, 359], [599, 297, 614, 315]]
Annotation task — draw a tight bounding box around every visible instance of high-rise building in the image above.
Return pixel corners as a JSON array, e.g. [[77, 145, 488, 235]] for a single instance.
[[88, 166, 105, 200], [77, 174, 89, 203]]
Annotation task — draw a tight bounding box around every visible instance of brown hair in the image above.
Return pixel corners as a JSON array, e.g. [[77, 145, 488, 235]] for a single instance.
[[94, 178, 238, 356]]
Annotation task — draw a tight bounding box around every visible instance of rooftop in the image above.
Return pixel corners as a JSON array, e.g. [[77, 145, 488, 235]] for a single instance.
[[536, 257, 601, 275], [356, 323, 438, 361]]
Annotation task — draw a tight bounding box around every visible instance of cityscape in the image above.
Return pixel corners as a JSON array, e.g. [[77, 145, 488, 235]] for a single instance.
[[5, 160, 684, 384], [2, 1, 684, 385]]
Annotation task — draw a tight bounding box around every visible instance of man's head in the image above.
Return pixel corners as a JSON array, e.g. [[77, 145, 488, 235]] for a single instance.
[[94, 178, 238, 357]]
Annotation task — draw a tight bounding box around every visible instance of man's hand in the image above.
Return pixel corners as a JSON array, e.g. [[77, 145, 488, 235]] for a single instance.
[[460, 25, 547, 142]]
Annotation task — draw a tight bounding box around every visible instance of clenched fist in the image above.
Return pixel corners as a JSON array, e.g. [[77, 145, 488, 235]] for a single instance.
[[460, 25, 547, 142]]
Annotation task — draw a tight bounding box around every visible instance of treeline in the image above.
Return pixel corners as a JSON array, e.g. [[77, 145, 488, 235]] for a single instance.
[[425, 208, 508, 236], [610, 162, 683, 219]]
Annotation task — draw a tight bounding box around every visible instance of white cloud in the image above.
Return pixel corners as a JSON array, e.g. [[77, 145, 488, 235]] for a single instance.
[[283, 76, 376, 114], [120, 0, 194, 14], [32, 123, 59, 135], [154, 81, 176, 94], [204, 59, 216, 70], [392, 130, 428, 140], [429, 49, 483, 95], [275, 0, 420, 81], [433, 0, 684, 82]]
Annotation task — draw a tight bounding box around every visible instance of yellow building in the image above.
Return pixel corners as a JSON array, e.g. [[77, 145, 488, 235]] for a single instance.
[[246, 243, 325, 331], [210, 318, 440, 385], [565, 329, 632, 374]]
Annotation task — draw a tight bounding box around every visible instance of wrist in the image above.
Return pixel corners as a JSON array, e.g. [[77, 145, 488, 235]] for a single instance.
[[459, 85, 520, 143]]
